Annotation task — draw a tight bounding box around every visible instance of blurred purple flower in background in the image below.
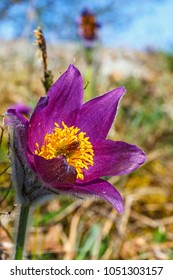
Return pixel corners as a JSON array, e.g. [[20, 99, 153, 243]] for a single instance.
[[6, 65, 146, 213], [77, 8, 101, 48]]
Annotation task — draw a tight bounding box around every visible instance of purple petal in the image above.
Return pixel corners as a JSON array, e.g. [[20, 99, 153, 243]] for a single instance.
[[34, 155, 77, 187], [46, 64, 84, 124], [27, 97, 48, 153], [6, 109, 28, 152], [6, 108, 28, 126], [75, 87, 125, 141], [81, 140, 146, 182], [51, 178, 124, 213], [77, 179, 124, 213], [8, 103, 32, 116], [28, 65, 84, 153], [5, 109, 35, 169]]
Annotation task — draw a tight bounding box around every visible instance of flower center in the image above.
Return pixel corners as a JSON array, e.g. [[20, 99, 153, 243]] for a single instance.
[[34, 122, 94, 180]]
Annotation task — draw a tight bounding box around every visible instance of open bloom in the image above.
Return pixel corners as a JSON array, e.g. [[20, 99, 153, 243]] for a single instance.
[[6, 65, 146, 213], [77, 8, 101, 48]]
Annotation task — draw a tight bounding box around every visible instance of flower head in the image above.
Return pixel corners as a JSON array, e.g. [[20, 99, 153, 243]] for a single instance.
[[6, 65, 146, 213], [77, 8, 101, 48]]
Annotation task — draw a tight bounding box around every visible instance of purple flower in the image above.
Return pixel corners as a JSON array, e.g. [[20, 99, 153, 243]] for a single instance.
[[9, 103, 32, 116], [6, 65, 146, 213], [5, 103, 32, 127], [77, 8, 101, 47]]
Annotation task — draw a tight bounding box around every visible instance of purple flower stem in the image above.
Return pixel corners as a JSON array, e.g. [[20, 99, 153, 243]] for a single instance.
[[14, 203, 30, 260]]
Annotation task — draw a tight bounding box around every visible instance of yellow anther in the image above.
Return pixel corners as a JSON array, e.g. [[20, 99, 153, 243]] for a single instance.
[[34, 122, 94, 180]]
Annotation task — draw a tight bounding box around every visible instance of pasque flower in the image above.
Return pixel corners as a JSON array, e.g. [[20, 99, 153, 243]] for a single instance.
[[77, 8, 101, 48], [6, 65, 146, 213]]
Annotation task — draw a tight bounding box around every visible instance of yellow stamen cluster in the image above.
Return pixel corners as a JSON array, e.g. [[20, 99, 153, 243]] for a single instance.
[[34, 122, 94, 180]]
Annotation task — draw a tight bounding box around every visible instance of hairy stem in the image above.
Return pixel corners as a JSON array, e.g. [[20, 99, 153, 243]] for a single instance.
[[14, 203, 30, 260]]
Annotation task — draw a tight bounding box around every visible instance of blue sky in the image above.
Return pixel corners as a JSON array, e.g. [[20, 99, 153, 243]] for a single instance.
[[105, 0, 173, 50], [0, 0, 173, 51]]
